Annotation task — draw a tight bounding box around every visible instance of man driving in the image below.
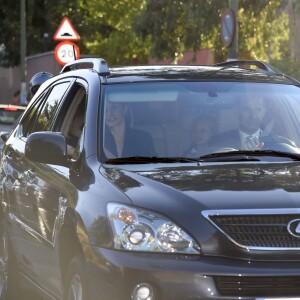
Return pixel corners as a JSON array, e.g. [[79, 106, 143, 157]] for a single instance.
[[213, 96, 266, 150]]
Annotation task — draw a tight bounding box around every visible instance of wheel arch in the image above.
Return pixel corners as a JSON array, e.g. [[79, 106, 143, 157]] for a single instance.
[[58, 208, 89, 286]]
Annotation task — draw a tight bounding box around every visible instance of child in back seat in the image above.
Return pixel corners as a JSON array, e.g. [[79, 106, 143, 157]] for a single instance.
[[185, 115, 216, 157]]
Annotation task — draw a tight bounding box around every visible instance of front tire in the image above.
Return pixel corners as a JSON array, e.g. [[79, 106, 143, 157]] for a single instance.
[[0, 219, 19, 300], [0, 220, 8, 300], [64, 255, 88, 300]]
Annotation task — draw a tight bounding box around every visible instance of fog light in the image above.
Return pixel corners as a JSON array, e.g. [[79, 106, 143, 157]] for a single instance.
[[132, 283, 155, 300]]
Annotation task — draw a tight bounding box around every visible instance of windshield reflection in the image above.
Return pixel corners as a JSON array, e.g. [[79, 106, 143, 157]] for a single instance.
[[101, 82, 300, 161]]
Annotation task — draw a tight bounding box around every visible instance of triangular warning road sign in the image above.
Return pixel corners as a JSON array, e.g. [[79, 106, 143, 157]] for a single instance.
[[53, 17, 80, 41]]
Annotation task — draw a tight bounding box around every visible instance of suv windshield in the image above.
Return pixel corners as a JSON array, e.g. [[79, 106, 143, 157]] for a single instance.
[[100, 81, 300, 162]]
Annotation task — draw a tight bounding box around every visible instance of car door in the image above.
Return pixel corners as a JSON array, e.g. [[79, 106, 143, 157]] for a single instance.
[[23, 80, 88, 298], [4, 80, 73, 293], [1, 90, 51, 275]]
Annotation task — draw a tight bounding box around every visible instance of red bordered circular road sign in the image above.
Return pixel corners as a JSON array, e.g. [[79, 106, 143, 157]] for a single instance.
[[54, 41, 80, 65], [221, 8, 235, 47]]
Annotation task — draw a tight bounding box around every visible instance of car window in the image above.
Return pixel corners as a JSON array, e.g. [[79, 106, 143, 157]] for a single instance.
[[54, 82, 87, 159], [19, 81, 70, 137], [20, 97, 45, 137], [32, 82, 71, 133], [100, 81, 300, 161]]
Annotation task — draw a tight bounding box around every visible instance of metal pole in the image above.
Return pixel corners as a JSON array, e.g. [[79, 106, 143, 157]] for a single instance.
[[228, 0, 239, 60], [20, 0, 27, 104]]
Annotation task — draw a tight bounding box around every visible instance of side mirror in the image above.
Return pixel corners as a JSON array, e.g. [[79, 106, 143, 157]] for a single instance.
[[0, 132, 10, 143], [25, 131, 68, 166]]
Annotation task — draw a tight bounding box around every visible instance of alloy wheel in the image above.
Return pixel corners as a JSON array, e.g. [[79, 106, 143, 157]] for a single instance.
[[0, 231, 8, 300], [68, 273, 83, 300]]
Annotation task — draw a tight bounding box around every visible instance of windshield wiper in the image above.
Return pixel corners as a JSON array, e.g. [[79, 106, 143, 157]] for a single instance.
[[199, 150, 300, 162], [105, 156, 199, 164], [105, 151, 300, 164]]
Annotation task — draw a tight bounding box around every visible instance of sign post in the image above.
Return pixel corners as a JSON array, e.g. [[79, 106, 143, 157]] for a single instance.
[[53, 17, 80, 66], [20, 0, 27, 104], [221, 0, 239, 61], [221, 9, 235, 48]]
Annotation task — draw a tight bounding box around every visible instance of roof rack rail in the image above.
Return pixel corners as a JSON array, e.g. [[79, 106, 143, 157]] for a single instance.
[[214, 60, 282, 75], [60, 58, 110, 76]]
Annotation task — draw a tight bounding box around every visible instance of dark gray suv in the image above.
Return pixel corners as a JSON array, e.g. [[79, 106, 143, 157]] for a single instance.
[[1, 58, 300, 300]]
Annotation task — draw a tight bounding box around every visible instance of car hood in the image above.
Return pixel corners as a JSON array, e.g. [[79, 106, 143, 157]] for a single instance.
[[102, 162, 300, 209], [101, 162, 300, 259]]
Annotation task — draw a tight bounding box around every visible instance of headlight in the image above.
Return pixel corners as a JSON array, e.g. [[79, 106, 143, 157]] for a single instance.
[[107, 203, 200, 254]]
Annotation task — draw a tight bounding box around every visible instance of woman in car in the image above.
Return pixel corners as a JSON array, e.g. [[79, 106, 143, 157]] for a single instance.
[[104, 101, 156, 158]]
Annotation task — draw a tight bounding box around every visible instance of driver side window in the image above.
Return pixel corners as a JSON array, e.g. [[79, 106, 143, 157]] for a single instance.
[[20, 81, 71, 137]]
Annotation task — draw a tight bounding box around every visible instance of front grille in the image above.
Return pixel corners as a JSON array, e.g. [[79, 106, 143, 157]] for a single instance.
[[210, 213, 300, 248], [216, 276, 300, 297]]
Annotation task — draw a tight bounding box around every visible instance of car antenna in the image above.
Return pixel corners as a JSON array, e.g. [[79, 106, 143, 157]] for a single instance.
[[72, 45, 78, 69], [73, 45, 77, 61]]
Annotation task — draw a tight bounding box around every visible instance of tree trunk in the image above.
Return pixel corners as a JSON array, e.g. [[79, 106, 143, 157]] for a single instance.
[[289, 0, 300, 63]]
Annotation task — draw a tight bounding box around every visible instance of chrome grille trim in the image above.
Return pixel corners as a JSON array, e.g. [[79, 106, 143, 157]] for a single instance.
[[202, 208, 300, 250]]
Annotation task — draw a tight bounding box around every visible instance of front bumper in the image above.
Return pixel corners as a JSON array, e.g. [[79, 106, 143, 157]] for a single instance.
[[83, 245, 300, 300]]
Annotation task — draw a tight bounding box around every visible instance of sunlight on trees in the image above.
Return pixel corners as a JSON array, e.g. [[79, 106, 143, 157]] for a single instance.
[[0, 0, 298, 76]]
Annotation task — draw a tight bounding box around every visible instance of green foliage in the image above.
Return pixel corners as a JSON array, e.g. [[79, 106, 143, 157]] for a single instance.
[[0, 0, 84, 66], [135, 0, 289, 63], [79, 0, 151, 65], [0, 0, 293, 67], [135, 0, 226, 62], [0, 1, 21, 66], [238, 0, 289, 61], [270, 59, 300, 81]]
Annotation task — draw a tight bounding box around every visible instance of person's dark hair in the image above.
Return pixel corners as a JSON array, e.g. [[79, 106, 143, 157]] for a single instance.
[[29, 72, 53, 96], [14, 90, 20, 97], [192, 114, 216, 134]]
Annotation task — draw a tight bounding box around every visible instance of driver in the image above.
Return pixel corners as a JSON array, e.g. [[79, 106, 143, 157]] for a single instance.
[[213, 96, 266, 150]]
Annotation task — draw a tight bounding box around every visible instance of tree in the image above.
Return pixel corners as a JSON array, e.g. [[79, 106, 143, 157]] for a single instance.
[[0, 1, 21, 66], [134, 0, 226, 63], [0, 0, 294, 68], [238, 0, 288, 61], [272, 0, 300, 80], [0, 0, 150, 67], [74, 0, 151, 65], [134, 0, 289, 63], [0, 0, 92, 67], [287, 0, 300, 63]]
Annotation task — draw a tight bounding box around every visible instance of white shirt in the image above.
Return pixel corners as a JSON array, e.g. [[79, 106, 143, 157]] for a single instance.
[[239, 129, 261, 143], [239, 129, 262, 149]]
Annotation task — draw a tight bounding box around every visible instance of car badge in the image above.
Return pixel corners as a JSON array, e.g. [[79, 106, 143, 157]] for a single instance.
[[287, 219, 300, 237]]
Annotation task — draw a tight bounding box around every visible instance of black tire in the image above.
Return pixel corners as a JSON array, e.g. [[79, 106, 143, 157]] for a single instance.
[[64, 254, 88, 300], [0, 220, 18, 300]]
